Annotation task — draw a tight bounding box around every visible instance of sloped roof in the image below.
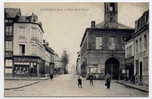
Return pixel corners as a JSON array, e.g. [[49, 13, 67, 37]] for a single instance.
[[17, 16, 29, 22], [5, 8, 21, 18], [95, 21, 133, 29]]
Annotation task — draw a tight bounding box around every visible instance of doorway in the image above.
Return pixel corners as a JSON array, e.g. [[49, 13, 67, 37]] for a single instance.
[[105, 57, 120, 80]]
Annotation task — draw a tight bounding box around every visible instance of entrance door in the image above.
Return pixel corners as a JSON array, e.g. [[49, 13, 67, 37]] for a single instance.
[[105, 57, 120, 80]]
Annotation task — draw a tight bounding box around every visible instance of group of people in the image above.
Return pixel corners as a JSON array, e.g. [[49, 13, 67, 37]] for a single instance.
[[77, 74, 94, 88], [77, 73, 112, 89]]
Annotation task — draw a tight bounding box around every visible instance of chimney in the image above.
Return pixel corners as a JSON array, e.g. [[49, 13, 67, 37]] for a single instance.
[[91, 21, 95, 28]]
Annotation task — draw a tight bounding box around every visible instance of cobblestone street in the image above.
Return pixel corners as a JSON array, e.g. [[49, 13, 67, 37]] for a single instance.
[[5, 74, 148, 97]]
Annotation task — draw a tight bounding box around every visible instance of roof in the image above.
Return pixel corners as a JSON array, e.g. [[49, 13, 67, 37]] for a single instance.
[[5, 8, 21, 18], [80, 27, 134, 47], [95, 21, 133, 29], [15, 15, 44, 33], [44, 45, 55, 55], [17, 16, 29, 22]]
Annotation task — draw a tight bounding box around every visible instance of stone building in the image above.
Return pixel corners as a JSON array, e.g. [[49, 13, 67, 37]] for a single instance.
[[4, 8, 55, 77], [133, 10, 149, 85], [125, 33, 134, 80], [4, 8, 21, 75], [43, 41, 55, 75], [80, 3, 134, 79]]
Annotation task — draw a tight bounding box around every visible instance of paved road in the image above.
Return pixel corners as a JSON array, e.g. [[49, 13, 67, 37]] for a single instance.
[[5, 74, 148, 97]]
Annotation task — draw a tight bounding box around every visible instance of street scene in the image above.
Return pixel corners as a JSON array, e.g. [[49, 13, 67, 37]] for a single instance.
[[4, 2, 149, 97], [5, 74, 148, 96]]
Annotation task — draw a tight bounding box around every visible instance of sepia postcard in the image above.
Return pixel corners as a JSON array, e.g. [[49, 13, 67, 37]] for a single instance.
[[3, 1, 149, 97]]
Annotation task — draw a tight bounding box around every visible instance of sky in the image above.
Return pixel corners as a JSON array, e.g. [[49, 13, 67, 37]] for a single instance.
[[5, 2, 148, 73]]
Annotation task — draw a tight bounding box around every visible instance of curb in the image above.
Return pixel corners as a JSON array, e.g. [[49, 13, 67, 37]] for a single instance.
[[5, 81, 40, 90], [116, 81, 148, 93]]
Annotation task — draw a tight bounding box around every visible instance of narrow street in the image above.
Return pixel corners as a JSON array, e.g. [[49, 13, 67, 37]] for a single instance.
[[5, 74, 148, 97]]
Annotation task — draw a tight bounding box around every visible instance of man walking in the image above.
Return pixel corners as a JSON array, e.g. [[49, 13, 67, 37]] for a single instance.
[[78, 76, 82, 88], [105, 73, 111, 89]]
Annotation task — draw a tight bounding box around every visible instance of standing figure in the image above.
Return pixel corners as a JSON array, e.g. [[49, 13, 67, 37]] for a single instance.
[[78, 76, 82, 88], [50, 73, 53, 80], [105, 73, 111, 89], [89, 74, 94, 86]]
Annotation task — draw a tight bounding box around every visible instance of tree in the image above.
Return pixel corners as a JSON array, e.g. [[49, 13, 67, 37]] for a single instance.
[[61, 50, 69, 74]]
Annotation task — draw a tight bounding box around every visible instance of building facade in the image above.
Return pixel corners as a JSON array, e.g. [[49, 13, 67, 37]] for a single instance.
[[4, 8, 55, 77], [80, 3, 134, 79], [54, 53, 64, 74], [133, 10, 149, 85], [4, 8, 21, 75], [43, 41, 55, 75], [125, 35, 134, 80]]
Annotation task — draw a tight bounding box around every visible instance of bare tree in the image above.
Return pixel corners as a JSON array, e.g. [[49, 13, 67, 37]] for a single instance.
[[61, 50, 69, 74]]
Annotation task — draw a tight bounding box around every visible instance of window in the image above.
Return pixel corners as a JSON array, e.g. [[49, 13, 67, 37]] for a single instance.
[[19, 44, 25, 55], [139, 38, 142, 52], [144, 34, 147, 50], [5, 59, 13, 67], [96, 37, 103, 49], [136, 40, 138, 53], [5, 26, 13, 36], [5, 41, 12, 51], [109, 37, 115, 50]]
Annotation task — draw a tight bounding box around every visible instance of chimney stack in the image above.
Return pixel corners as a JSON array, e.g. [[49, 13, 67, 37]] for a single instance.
[[91, 21, 95, 28]]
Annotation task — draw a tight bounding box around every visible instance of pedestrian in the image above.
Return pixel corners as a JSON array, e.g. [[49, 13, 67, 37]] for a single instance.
[[105, 73, 111, 89], [50, 73, 53, 80], [78, 76, 82, 88], [89, 74, 94, 86]]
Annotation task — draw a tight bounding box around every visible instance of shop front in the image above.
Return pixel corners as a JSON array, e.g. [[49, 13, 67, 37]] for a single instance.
[[13, 56, 45, 77]]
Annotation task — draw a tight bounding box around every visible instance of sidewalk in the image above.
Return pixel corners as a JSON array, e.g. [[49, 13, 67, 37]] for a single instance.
[[5, 77, 49, 80], [4, 80, 40, 90], [4, 75, 60, 90], [116, 80, 149, 93]]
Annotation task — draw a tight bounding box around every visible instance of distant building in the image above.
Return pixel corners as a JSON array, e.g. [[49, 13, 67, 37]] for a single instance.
[[76, 52, 81, 75], [80, 3, 134, 79], [43, 41, 55, 75], [54, 53, 64, 74], [4, 8, 55, 77], [133, 10, 149, 85]]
